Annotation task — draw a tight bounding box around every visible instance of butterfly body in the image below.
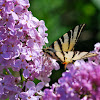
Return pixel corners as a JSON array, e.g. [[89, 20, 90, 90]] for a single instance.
[[43, 24, 97, 69]]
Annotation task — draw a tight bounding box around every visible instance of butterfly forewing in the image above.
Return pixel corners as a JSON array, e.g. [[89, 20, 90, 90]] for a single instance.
[[50, 24, 85, 52]]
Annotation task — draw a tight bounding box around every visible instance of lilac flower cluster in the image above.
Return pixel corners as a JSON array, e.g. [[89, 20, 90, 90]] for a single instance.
[[0, 0, 60, 99], [42, 43, 100, 100]]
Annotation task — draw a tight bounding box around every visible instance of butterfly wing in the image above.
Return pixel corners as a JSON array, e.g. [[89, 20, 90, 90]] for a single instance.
[[63, 51, 97, 63], [49, 24, 85, 52], [72, 51, 97, 60], [47, 50, 97, 66]]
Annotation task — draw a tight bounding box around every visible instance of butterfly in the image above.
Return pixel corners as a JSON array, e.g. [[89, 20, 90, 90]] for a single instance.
[[43, 24, 97, 69]]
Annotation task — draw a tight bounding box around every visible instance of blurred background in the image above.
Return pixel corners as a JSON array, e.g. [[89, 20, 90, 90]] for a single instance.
[[29, 0, 100, 84]]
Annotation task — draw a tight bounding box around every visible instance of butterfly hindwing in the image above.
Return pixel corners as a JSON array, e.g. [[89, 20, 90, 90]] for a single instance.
[[48, 50, 97, 65], [64, 51, 97, 62]]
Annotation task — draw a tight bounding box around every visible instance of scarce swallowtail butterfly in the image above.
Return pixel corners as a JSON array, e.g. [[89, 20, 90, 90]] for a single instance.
[[43, 24, 97, 69]]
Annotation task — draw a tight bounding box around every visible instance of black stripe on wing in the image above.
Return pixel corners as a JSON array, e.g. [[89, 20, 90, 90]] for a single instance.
[[46, 52, 53, 58], [68, 24, 85, 50], [61, 35, 64, 42], [67, 30, 71, 50], [75, 24, 85, 41], [57, 39, 62, 51], [45, 47, 63, 62]]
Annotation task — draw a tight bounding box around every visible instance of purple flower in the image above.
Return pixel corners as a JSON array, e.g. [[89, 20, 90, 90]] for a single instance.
[[59, 60, 100, 99], [20, 87, 40, 100], [0, 0, 55, 99], [0, 27, 7, 41], [0, 0, 57, 83], [0, 75, 21, 99], [16, 0, 30, 7], [19, 81, 44, 100], [42, 83, 80, 100], [94, 43, 100, 54], [43, 89, 57, 100]]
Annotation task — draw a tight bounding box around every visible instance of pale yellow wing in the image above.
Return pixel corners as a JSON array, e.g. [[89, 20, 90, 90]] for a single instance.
[[64, 51, 97, 63], [62, 51, 97, 69], [49, 24, 85, 52], [72, 51, 97, 60]]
